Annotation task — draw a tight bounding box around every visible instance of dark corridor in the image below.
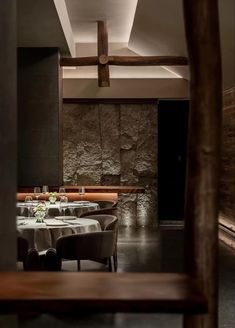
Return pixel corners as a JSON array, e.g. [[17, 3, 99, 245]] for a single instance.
[[158, 100, 189, 221]]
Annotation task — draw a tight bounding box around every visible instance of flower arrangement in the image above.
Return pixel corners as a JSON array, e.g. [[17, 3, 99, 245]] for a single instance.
[[34, 202, 47, 223], [48, 192, 57, 204]]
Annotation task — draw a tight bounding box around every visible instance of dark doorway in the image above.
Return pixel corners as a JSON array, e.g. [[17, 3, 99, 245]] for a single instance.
[[158, 100, 189, 220]]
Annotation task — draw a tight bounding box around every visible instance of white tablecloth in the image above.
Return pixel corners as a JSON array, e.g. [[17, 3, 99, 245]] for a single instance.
[[17, 217, 101, 252], [17, 201, 99, 217]]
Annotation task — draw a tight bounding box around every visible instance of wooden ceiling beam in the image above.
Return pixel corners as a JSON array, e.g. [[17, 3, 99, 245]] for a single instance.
[[60, 21, 188, 86], [97, 20, 110, 87], [108, 56, 188, 66], [61, 56, 188, 67]]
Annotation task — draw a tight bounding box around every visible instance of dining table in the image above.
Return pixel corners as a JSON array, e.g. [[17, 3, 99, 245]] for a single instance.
[[17, 200, 99, 217], [17, 216, 102, 253]]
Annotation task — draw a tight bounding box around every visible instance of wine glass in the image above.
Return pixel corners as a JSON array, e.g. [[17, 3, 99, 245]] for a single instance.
[[60, 196, 68, 216], [42, 185, 49, 194], [59, 187, 66, 197], [34, 187, 41, 202], [78, 187, 85, 201], [25, 196, 33, 217]]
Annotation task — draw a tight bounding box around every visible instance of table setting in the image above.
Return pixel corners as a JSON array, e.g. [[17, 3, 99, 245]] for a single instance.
[[17, 216, 102, 252]]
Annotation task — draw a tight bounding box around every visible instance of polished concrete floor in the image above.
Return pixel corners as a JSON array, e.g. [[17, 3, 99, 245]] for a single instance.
[[19, 226, 235, 328]]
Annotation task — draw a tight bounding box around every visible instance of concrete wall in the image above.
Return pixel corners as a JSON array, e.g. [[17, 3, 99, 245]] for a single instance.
[[63, 103, 158, 227], [63, 78, 189, 99], [18, 48, 63, 186]]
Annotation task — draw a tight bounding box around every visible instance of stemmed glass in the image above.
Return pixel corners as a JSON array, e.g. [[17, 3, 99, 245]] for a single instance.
[[34, 187, 41, 202], [25, 196, 33, 218], [79, 187, 85, 201], [42, 185, 49, 194], [60, 196, 68, 216], [59, 187, 66, 197]]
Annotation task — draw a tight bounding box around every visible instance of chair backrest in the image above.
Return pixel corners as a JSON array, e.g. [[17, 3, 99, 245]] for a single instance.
[[47, 207, 60, 218], [17, 206, 28, 217], [56, 231, 116, 261], [94, 200, 117, 209], [79, 207, 118, 219], [80, 214, 118, 232]]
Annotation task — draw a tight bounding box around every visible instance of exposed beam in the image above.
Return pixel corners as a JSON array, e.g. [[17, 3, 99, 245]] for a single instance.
[[97, 21, 110, 87], [61, 56, 188, 67], [60, 21, 188, 86], [108, 56, 188, 66]]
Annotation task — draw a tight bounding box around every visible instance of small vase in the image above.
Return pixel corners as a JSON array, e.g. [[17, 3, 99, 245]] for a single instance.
[[35, 211, 45, 223], [49, 196, 57, 204]]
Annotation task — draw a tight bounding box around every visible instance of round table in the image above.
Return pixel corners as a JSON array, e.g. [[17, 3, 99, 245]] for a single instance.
[[17, 217, 101, 252], [17, 201, 99, 217]]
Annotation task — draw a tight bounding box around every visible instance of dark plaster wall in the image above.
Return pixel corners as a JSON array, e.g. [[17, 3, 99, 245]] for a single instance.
[[63, 103, 158, 227], [220, 87, 235, 222], [17, 48, 62, 186]]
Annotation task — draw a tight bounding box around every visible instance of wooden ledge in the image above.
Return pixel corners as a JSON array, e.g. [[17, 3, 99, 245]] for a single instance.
[[0, 272, 207, 314], [18, 186, 146, 194], [64, 186, 146, 193]]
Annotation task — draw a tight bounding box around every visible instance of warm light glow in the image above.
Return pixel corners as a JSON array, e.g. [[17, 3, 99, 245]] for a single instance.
[[161, 66, 183, 78]]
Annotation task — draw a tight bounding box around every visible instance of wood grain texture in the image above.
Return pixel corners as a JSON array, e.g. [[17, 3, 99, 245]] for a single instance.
[[108, 56, 188, 66], [183, 0, 222, 327], [97, 21, 110, 87], [0, 272, 207, 314], [220, 87, 235, 222]]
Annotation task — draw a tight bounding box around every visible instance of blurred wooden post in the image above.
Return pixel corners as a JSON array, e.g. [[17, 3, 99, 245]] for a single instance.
[[97, 21, 110, 87], [0, 0, 17, 326], [183, 0, 222, 327]]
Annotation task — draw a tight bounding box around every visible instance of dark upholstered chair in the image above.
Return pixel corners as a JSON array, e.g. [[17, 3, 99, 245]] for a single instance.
[[17, 236, 29, 270], [24, 248, 41, 271], [94, 200, 117, 209], [44, 248, 60, 271], [79, 207, 118, 218], [17, 236, 41, 271], [17, 206, 28, 217], [56, 231, 116, 272], [47, 207, 60, 218], [80, 214, 118, 231], [79, 214, 119, 270]]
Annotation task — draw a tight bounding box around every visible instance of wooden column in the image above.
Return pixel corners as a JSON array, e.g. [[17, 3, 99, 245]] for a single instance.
[[97, 21, 110, 87], [0, 0, 17, 326], [18, 48, 63, 187], [183, 0, 222, 327], [0, 0, 17, 270]]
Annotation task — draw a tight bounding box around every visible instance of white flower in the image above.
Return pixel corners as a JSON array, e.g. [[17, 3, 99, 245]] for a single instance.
[[34, 203, 47, 213]]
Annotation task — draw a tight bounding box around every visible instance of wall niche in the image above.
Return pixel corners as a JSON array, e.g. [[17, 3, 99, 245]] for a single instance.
[[63, 102, 158, 227]]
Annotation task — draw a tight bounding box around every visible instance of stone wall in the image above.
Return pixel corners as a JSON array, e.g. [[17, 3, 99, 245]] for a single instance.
[[63, 103, 158, 227]]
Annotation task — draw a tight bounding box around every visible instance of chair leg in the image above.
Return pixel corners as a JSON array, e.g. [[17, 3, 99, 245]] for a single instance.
[[23, 260, 26, 271], [113, 249, 118, 271], [77, 260, 81, 271], [108, 257, 113, 272]]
